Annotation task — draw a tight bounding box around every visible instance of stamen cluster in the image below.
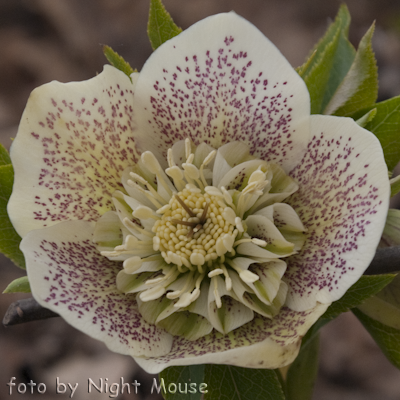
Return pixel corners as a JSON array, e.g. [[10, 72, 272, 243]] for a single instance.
[[153, 189, 238, 272]]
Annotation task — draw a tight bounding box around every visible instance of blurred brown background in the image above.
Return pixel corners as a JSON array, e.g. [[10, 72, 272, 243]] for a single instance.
[[1, 0, 400, 399]]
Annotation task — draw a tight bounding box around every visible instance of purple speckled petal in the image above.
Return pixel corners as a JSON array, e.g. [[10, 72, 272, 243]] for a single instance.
[[134, 302, 328, 373], [22, 220, 173, 358], [285, 115, 390, 311], [133, 12, 310, 172], [8, 66, 139, 237]]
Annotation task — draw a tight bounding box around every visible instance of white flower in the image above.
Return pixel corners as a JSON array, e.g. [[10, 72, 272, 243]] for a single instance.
[[8, 13, 389, 373]]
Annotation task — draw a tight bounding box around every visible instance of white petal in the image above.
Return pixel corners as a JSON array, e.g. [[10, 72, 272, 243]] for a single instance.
[[227, 256, 258, 271], [218, 159, 268, 191], [286, 115, 390, 310], [132, 258, 166, 275], [193, 142, 215, 169], [236, 242, 292, 261], [157, 311, 213, 341], [121, 193, 156, 232], [249, 261, 287, 304], [135, 302, 328, 373], [136, 296, 175, 324], [212, 142, 252, 187], [245, 214, 296, 256], [132, 12, 310, 173], [254, 204, 306, 251], [8, 66, 138, 237], [207, 276, 253, 334], [21, 220, 172, 358], [250, 163, 299, 212], [255, 203, 306, 232], [231, 271, 287, 318], [93, 211, 123, 248], [187, 281, 211, 319], [117, 270, 156, 294], [121, 167, 157, 210], [170, 140, 189, 167]]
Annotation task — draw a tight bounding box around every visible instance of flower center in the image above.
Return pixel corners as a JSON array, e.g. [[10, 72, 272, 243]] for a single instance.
[[94, 139, 306, 340], [153, 188, 237, 272]]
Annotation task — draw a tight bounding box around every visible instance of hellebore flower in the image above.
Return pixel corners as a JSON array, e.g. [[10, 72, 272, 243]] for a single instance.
[[8, 13, 389, 373]]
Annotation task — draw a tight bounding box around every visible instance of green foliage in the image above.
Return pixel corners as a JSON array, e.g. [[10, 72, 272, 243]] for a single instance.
[[159, 365, 285, 400], [353, 308, 400, 369], [0, 146, 25, 269], [204, 365, 285, 400], [0, 143, 11, 166], [325, 24, 378, 116], [301, 274, 395, 349], [381, 209, 400, 246], [148, 0, 182, 50], [321, 274, 395, 320], [103, 45, 136, 78], [298, 4, 355, 114], [352, 270, 400, 371], [3, 275, 30, 293], [160, 365, 205, 400], [294, 274, 396, 396], [355, 108, 377, 128], [285, 333, 320, 400], [299, 4, 379, 119], [390, 176, 400, 197], [357, 274, 400, 329], [352, 96, 400, 171]]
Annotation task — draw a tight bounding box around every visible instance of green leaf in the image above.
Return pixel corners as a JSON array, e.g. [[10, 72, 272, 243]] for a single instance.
[[103, 45, 135, 78], [285, 333, 320, 400], [296, 50, 316, 76], [159, 365, 206, 400], [354, 274, 400, 369], [0, 164, 25, 269], [158, 365, 285, 400], [353, 307, 400, 369], [301, 274, 395, 349], [3, 276, 30, 293], [353, 96, 400, 171], [148, 0, 182, 50], [357, 274, 400, 329], [301, 319, 329, 349], [204, 365, 285, 400], [298, 5, 351, 77], [381, 209, 400, 246], [390, 176, 400, 197], [298, 4, 355, 114], [324, 23, 378, 116], [321, 274, 395, 320], [0, 143, 11, 166], [355, 108, 377, 128]]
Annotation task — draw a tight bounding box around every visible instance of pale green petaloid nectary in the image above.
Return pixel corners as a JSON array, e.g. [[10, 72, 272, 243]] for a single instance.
[[8, 12, 389, 373], [95, 139, 306, 340]]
